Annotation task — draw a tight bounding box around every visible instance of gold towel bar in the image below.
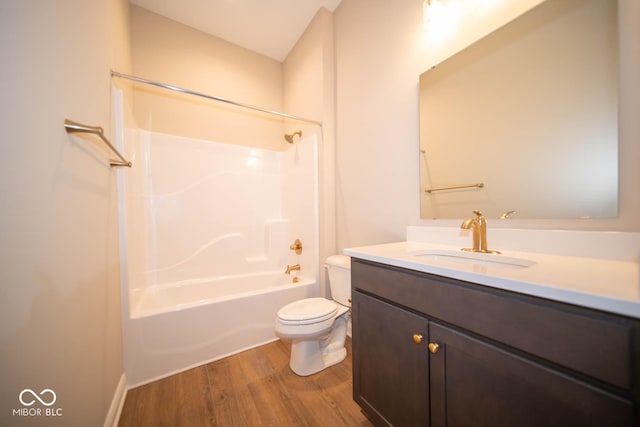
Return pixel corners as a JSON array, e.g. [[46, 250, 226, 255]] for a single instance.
[[425, 183, 484, 194], [64, 119, 131, 167]]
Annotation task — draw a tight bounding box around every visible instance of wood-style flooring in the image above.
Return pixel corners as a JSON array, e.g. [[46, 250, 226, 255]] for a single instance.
[[118, 338, 373, 426]]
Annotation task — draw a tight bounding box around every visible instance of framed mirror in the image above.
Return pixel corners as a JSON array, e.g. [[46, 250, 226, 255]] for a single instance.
[[419, 0, 618, 219]]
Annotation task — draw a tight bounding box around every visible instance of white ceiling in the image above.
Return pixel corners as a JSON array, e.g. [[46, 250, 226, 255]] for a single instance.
[[130, 0, 343, 62]]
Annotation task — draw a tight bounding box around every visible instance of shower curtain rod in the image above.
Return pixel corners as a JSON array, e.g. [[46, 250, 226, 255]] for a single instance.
[[110, 70, 323, 126]]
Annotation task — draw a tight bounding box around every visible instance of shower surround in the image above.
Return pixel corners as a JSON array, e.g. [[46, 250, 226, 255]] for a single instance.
[[117, 128, 319, 386]]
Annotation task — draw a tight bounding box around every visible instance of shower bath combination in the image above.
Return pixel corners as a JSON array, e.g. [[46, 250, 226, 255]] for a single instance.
[[116, 127, 320, 385], [118, 128, 320, 386], [110, 76, 321, 386]]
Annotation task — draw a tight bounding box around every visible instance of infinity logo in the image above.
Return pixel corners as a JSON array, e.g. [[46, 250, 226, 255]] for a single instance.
[[19, 389, 57, 407]]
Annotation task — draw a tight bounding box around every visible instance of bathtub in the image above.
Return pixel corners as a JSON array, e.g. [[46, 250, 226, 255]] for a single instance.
[[123, 271, 317, 387]]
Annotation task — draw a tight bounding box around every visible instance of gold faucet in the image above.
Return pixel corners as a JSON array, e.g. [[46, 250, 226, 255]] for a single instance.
[[285, 264, 301, 274], [461, 210, 500, 254]]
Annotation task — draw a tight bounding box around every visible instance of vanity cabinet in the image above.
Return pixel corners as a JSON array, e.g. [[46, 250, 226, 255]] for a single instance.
[[351, 258, 640, 427], [352, 291, 429, 426]]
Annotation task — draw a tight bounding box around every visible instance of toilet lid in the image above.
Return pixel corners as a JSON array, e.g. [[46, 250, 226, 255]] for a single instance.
[[278, 298, 337, 324]]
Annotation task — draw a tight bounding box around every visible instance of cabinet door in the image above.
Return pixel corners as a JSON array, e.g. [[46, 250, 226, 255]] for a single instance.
[[352, 291, 429, 426], [429, 322, 633, 427]]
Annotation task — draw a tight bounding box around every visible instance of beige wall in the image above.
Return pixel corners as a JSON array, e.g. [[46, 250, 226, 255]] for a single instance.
[[284, 7, 337, 293], [130, 6, 286, 151], [334, 0, 640, 249], [0, 0, 129, 426]]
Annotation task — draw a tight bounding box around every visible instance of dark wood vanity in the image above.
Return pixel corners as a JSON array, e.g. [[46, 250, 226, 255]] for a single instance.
[[351, 258, 640, 427]]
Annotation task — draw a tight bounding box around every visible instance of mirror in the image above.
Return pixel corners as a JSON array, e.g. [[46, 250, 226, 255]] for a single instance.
[[419, 0, 618, 219]]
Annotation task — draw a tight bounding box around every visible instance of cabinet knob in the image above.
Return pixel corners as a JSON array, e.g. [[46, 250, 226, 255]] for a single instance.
[[413, 334, 423, 344], [428, 343, 440, 354]]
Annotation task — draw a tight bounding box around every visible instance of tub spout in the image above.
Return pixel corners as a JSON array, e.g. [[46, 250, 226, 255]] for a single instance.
[[285, 264, 301, 275]]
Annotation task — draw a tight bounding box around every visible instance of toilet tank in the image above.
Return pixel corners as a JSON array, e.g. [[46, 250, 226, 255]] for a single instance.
[[325, 255, 351, 307]]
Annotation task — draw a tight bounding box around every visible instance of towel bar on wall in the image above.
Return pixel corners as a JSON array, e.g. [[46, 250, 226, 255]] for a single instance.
[[64, 119, 131, 167], [424, 183, 484, 194]]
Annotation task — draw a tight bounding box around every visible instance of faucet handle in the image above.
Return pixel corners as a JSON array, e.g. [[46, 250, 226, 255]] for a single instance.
[[500, 210, 516, 219], [289, 239, 303, 255], [472, 209, 484, 217]]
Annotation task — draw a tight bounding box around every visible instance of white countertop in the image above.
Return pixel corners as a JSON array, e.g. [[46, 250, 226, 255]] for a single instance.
[[344, 241, 640, 319]]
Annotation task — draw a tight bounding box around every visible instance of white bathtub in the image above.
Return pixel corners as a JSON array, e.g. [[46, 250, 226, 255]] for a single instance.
[[123, 271, 317, 387]]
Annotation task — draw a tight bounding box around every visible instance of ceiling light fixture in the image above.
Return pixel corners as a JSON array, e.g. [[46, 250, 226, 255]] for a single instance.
[[423, 0, 458, 43]]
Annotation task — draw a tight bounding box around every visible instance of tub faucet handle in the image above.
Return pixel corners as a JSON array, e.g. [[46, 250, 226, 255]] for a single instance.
[[289, 239, 303, 255]]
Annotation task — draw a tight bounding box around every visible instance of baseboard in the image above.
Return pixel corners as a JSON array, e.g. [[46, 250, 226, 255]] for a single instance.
[[103, 373, 127, 427]]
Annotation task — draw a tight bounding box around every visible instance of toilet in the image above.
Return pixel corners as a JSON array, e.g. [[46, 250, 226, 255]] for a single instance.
[[275, 255, 351, 376]]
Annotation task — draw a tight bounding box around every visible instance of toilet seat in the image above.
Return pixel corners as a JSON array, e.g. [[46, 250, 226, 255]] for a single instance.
[[277, 298, 337, 325]]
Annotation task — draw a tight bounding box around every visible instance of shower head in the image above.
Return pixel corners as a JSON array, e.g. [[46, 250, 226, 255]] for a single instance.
[[284, 130, 302, 144]]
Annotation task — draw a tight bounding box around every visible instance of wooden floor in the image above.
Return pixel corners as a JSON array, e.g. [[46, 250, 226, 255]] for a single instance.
[[119, 338, 373, 426]]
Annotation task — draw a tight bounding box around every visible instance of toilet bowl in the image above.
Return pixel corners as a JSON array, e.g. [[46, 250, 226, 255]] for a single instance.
[[275, 255, 351, 376]]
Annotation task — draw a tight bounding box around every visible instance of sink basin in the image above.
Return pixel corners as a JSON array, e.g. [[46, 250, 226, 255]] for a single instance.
[[412, 249, 536, 269]]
